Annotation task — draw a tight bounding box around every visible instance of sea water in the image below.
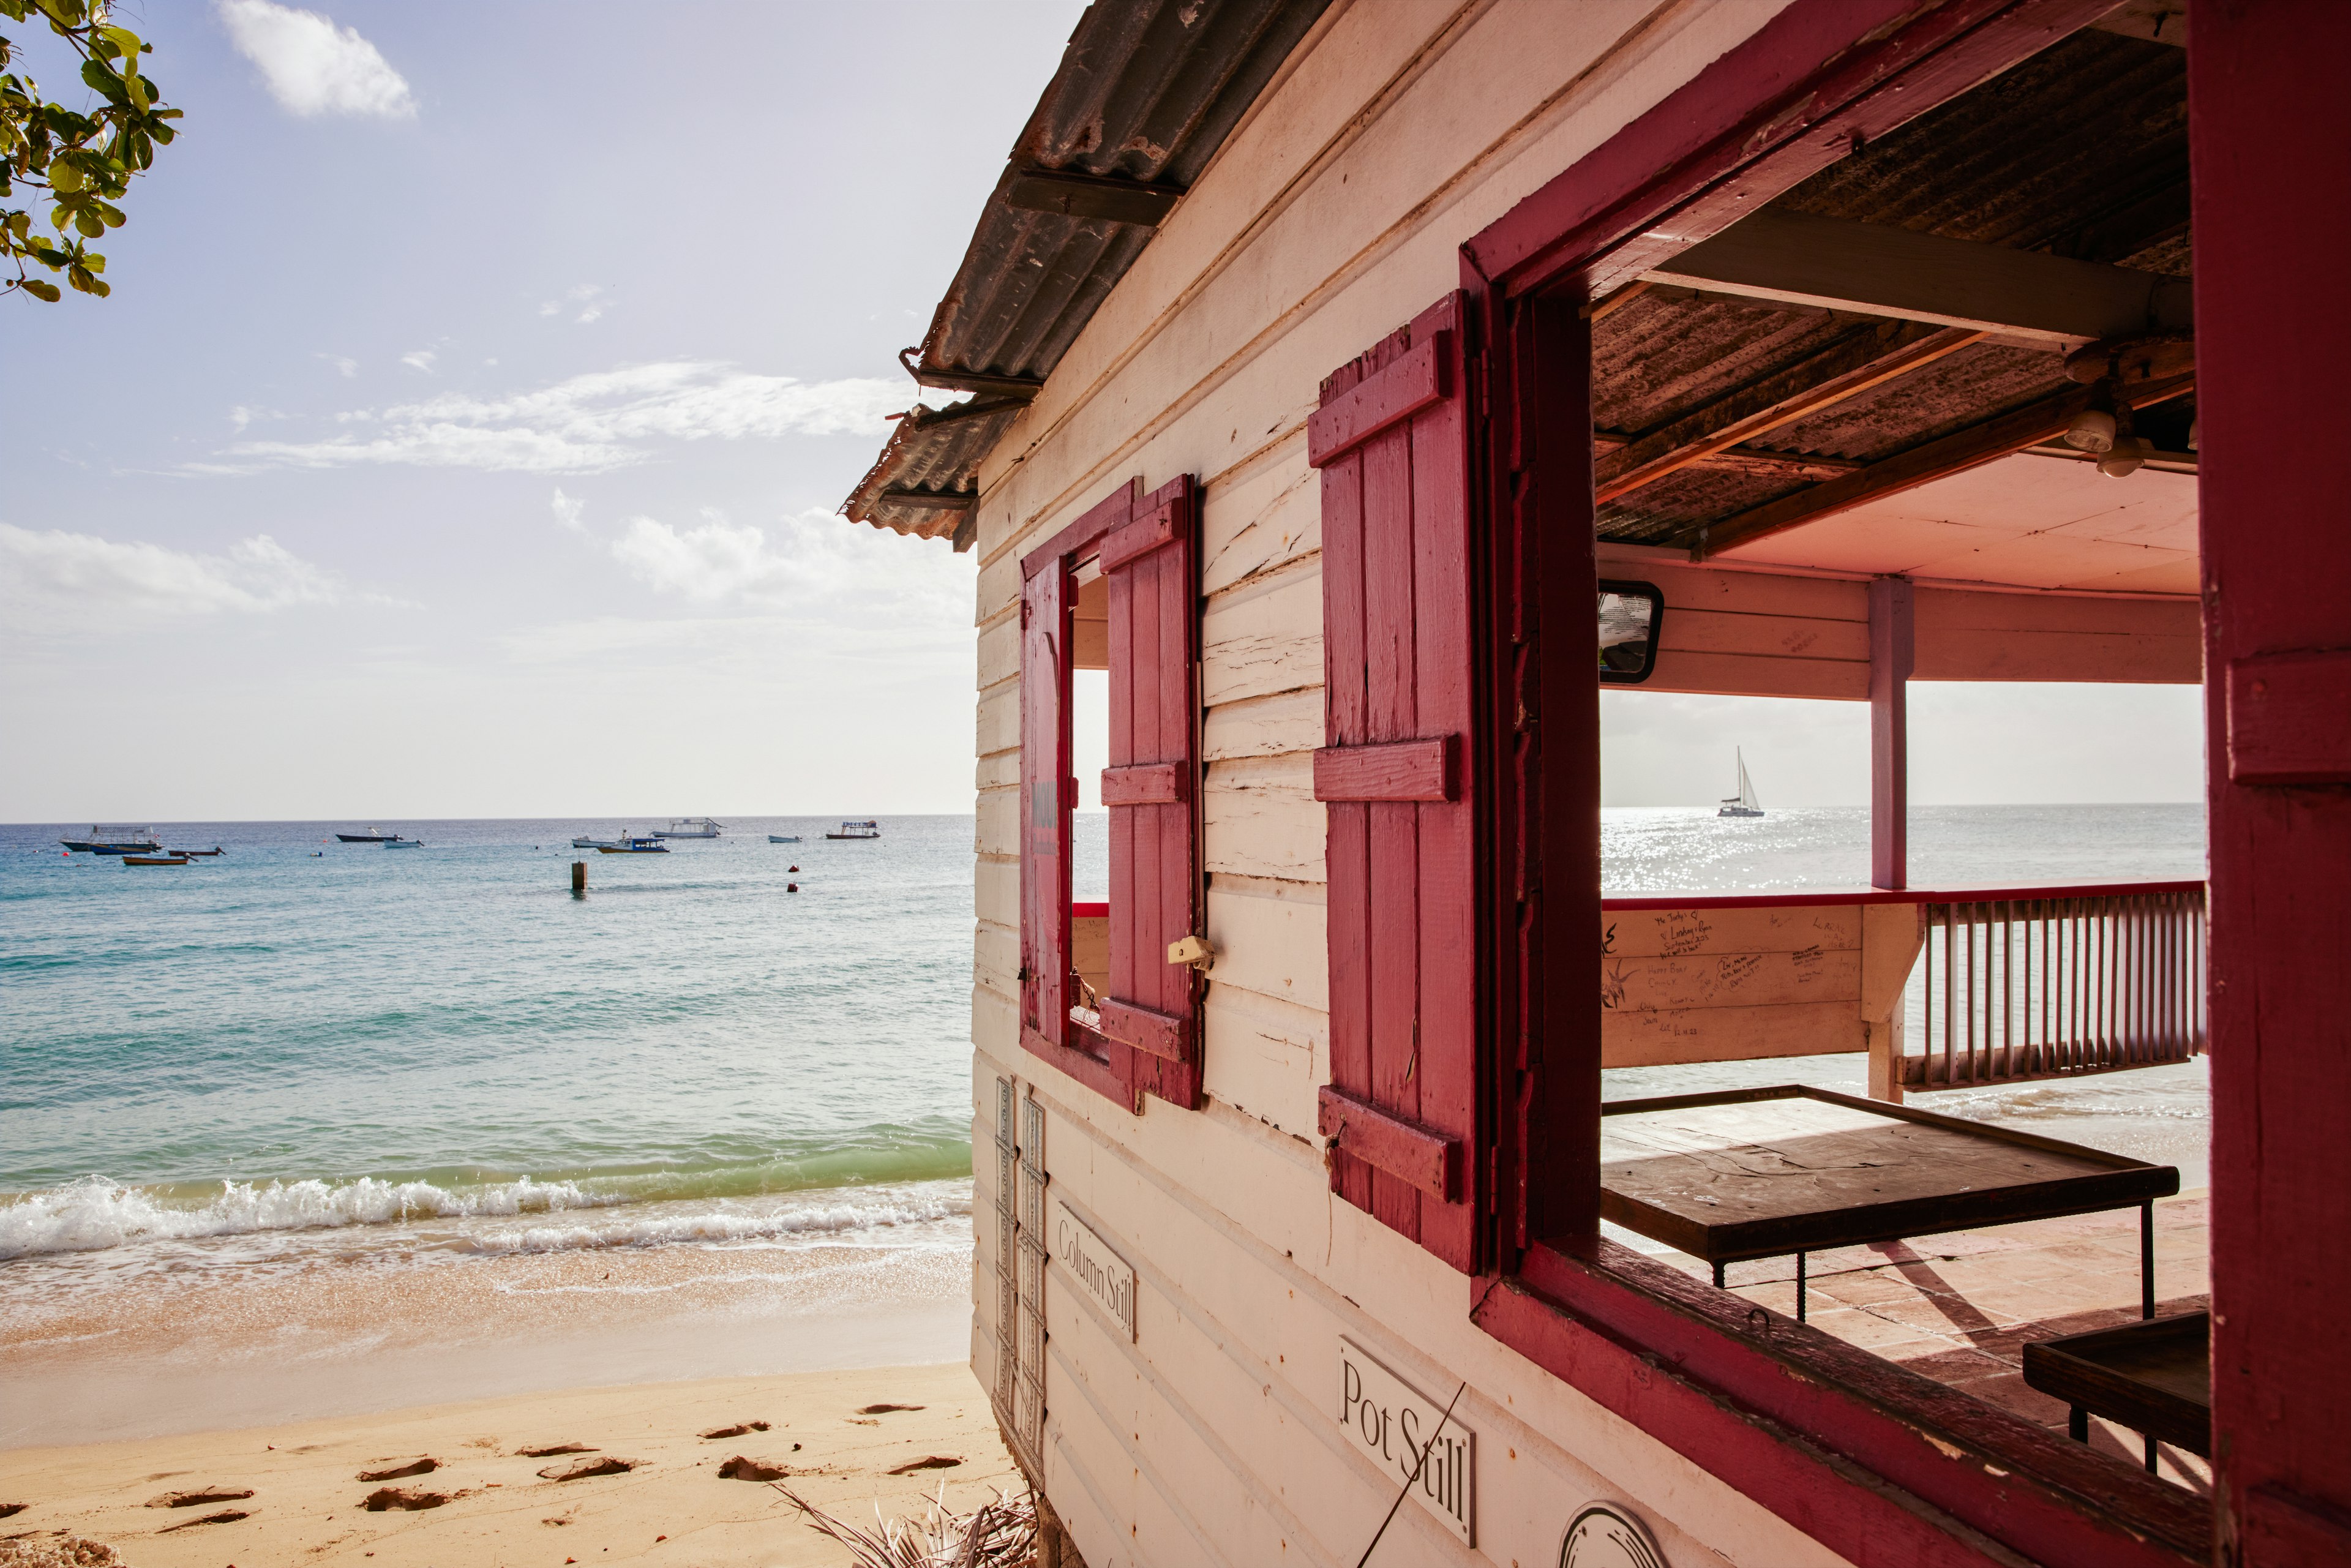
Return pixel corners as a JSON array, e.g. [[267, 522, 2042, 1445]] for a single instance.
[[0, 807, 2207, 1436]]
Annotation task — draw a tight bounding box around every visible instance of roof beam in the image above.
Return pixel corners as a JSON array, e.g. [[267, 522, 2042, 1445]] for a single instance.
[[1596, 321, 1982, 503], [1003, 168, 1185, 228], [1644, 208, 2192, 347], [909, 366, 1045, 399], [876, 489, 976, 511], [1697, 371, 2196, 558]]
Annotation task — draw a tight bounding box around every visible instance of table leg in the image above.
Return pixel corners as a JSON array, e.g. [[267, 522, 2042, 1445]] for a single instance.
[[1797, 1251, 1807, 1322], [2140, 1202, 2155, 1320], [2069, 1407, 2088, 1444], [1713, 1260, 1725, 1290]]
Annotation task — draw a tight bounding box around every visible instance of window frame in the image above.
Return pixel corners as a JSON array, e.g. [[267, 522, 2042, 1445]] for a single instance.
[[1457, 2, 2209, 1563]]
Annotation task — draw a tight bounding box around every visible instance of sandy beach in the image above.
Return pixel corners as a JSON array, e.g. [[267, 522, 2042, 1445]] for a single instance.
[[0, 1362, 1016, 1567]]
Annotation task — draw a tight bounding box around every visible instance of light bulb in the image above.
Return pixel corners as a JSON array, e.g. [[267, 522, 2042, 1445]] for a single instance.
[[2098, 437, 2145, 479], [2064, 408, 2117, 452]]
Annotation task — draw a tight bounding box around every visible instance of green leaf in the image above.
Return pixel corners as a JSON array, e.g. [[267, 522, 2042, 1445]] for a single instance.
[[19, 276, 59, 301]]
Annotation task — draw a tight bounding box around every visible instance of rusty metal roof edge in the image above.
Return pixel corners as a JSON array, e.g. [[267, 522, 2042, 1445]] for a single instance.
[[840, 398, 1027, 547]]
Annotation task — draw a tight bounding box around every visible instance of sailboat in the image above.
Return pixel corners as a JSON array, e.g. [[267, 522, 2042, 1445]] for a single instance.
[[1717, 748, 1764, 818]]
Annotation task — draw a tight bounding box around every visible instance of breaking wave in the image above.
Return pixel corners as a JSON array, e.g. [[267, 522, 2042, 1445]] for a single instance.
[[0, 1170, 972, 1261]]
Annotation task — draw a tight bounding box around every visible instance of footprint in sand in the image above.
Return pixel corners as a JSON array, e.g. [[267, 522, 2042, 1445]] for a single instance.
[[858, 1403, 926, 1414], [144, 1487, 254, 1509], [0, 1503, 25, 1519], [362, 1487, 463, 1512], [714, 1456, 795, 1482], [355, 1458, 439, 1482], [515, 1442, 598, 1458], [885, 1456, 964, 1475], [536, 1457, 637, 1482], [158, 1508, 253, 1532], [698, 1421, 770, 1439]]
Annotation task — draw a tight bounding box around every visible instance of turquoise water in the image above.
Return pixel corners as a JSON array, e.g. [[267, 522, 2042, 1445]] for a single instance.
[[1, 805, 2203, 1275], [1, 817, 999, 1264]]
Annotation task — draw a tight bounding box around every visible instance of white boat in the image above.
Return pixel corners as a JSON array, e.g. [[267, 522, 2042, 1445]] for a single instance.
[[768, 834, 801, 844], [570, 835, 605, 849], [598, 833, 669, 854], [653, 818, 722, 839], [384, 836, 422, 847], [825, 820, 881, 840], [1717, 748, 1764, 819]]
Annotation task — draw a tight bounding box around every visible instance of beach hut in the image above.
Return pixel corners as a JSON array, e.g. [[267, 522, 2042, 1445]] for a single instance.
[[842, 2, 2347, 1562]]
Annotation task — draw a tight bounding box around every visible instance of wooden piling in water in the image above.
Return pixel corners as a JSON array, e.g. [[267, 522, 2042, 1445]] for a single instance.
[[571, 860, 587, 896]]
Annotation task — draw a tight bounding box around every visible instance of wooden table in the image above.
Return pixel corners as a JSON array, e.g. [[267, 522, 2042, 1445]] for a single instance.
[[2023, 1311, 2210, 1471], [1599, 1086, 2180, 1322]]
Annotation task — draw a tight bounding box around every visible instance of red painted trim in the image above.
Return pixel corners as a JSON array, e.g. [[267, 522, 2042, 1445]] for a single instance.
[[1306, 333, 1447, 467], [1097, 503, 1180, 574], [2194, 1, 2351, 1547], [1311, 737, 1454, 802], [1870, 578, 1913, 890], [1479, 1247, 2204, 1568], [1021, 479, 1137, 578], [1466, 0, 2122, 301], [1021, 1023, 1131, 1110], [1100, 762, 1185, 806], [1071, 901, 1109, 920], [1097, 997, 1189, 1064], [1458, 1, 2191, 1558], [1601, 879, 2205, 912], [1318, 1085, 1463, 1201], [2225, 651, 2351, 784]]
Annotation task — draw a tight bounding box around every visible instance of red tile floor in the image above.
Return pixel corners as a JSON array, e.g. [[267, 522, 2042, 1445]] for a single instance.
[[1662, 1192, 2211, 1491]]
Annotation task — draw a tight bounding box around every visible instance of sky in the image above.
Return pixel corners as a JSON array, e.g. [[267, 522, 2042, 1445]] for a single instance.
[[0, 2, 2206, 822]]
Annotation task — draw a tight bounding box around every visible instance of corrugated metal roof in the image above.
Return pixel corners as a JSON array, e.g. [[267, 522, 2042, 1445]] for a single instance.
[[1593, 26, 2193, 553], [844, 0, 1331, 546], [910, 0, 1335, 396], [841, 399, 1027, 551]]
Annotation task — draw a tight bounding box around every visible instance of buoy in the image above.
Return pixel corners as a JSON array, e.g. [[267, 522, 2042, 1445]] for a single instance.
[[787, 865, 799, 872], [787, 882, 799, 893]]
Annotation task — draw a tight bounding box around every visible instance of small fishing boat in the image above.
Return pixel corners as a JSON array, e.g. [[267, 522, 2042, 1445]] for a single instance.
[[769, 834, 802, 844], [654, 817, 723, 839], [122, 855, 189, 867], [597, 834, 669, 853], [825, 820, 882, 840], [336, 828, 399, 842], [172, 847, 225, 857], [61, 825, 160, 854], [570, 835, 608, 849], [1717, 748, 1765, 819], [383, 836, 421, 848]]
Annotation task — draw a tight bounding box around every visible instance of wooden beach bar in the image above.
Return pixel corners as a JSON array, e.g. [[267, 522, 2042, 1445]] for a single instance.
[[842, 1, 2349, 1561]]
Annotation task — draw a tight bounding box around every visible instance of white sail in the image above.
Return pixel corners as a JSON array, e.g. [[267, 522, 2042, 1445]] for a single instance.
[[1719, 747, 1764, 817]]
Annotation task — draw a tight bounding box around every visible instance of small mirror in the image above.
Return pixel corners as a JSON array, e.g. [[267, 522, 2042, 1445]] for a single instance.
[[1597, 579, 1665, 685]]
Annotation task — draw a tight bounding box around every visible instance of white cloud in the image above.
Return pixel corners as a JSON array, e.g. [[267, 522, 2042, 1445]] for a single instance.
[[213, 362, 910, 475], [550, 489, 585, 532], [608, 506, 970, 618], [318, 353, 358, 378], [217, 0, 416, 119], [400, 348, 437, 372], [541, 283, 610, 324], [0, 525, 347, 628]]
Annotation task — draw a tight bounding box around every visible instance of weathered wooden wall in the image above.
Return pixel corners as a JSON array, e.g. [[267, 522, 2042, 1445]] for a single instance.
[[958, 3, 1915, 1565]]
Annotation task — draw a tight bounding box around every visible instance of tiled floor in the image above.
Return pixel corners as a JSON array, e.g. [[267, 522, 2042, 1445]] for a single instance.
[[1660, 1193, 2211, 1491]]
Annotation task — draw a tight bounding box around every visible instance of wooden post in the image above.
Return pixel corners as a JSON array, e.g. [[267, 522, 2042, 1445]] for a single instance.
[[1861, 901, 1924, 1103], [2195, 4, 2351, 1558], [1869, 576, 1913, 890], [571, 860, 587, 896]]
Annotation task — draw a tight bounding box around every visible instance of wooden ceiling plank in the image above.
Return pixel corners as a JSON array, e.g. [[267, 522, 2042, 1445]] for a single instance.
[[1644, 208, 2194, 345], [1595, 323, 1984, 503], [1698, 372, 2195, 558]]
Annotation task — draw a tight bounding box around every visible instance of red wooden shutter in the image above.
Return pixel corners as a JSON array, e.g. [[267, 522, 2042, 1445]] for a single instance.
[[1309, 293, 1479, 1272], [1099, 475, 1203, 1111], [1019, 558, 1072, 1055]]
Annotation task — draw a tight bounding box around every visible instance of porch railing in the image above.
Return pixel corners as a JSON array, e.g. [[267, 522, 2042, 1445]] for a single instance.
[[1905, 882, 2207, 1090]]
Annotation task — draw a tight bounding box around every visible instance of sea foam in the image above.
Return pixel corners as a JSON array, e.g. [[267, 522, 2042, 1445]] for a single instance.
[[0, 1172, 618, 1259]]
